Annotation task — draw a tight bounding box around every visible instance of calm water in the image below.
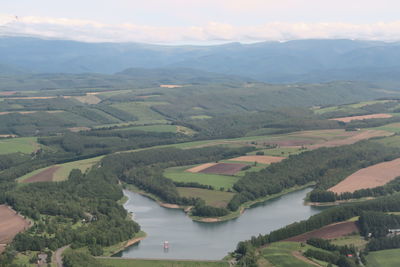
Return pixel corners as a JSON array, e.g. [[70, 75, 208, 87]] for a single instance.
[[117, 188, 324, 260]]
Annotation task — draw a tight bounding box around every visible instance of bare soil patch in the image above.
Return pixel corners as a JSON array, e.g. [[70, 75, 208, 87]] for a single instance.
[[230, 155, 285, 164], [68, 127, 91, 132], [186, 163, 218, 173], [329, 158, 400, 194], [331, 113, 393, 123], [72, 95, 101, 104], [285, 221, 358, 242], [200, 163, 248, 175], [0, 91, 16, 96], [160, 84, 183, 88], [0, 205, 29, 253], [23, 166, 61, 183]]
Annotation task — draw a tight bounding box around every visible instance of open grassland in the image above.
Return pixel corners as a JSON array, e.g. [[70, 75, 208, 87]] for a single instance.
[[97, 258, 229, 267], [329, 158, 400, 194], [229, 155, 285, 164], [177, 187, 234, 208], [190, 115, 213, 119], [0, 205, 30, 254], [331, 234, 368, 249], [0, 137, 39, 154], [119, 124, 178, 133], [330, 113, 393, 123], [260, 242, 325, 267], [313, 100, 394, 114], [250, 147, 305, 157], [370, 122, 400, 134], [164, 166, 239, 189], [366, 248, 400, 267], [112, 102, 168, 124], [285, 221, 359, 242]]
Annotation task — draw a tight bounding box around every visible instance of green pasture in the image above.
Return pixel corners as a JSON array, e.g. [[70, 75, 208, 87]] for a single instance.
[[177, 187, 234, 208], [112, 102, 168, 124], [164, 166, 239, 189], [366, 248, 400, 267], [0, 137, 39, 155]]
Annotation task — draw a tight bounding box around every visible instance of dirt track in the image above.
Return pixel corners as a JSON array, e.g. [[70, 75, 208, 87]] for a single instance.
[[0, 205, 29, 254], [329, 158, 400, 194], [23, 166, 61, 183], [285, 221, 358, 242]]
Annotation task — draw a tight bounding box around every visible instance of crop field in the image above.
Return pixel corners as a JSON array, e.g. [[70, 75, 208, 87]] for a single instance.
[[370, 122, 400, 134], [260, 242, 323, 267], [330, 234, 368, 249], [120, 124, 178, 133], [330, 113, 393, 123], [177, 187, 234, 208], [186, 163, 218, 173], [97, 258, 229, 267], [285, 221, 359, 242], [0, 205, 30, 254], [313, 100, 394, 114], [229, 155, 285, 164], [164, 166, 239, 189], [18, 156, 103, 183], [200, 163, 248, 175], [111, 102, 168, 124], [0, 137, 39, 154], [329, 157, 400, 194], [366, 248, 400, 267]]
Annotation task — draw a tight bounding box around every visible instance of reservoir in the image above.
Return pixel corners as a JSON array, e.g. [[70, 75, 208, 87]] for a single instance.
[[117, 188, 324, 260]]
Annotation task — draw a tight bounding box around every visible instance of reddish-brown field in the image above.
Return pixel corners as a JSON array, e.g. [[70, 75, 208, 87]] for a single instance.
[[0, 205, 29, 254], [229, 155, 285, 164], [200, 163, 248, 175], [329, 158, 400, 194], [331, 113, 393, 123], [285, 221, 358, 242], [0, 91, 16, 96], [23, 166, 61, 183], [186, 163, 218, 173]]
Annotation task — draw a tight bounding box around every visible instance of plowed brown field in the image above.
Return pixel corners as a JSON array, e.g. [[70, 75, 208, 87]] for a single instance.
[[200, 163, 248, 175], [329, 158, 400, 194], [22, 166, 61, 183], [0, 205, 29, 254], [186, 163, 218, 173], [285, 221, 358, 242]]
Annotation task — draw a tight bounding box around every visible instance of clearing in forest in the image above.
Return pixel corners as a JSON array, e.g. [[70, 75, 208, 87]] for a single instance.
[[177, 187, 234, 208], [329, 158, 400, 194], [285, 221, 359, 242], [229, 155, 285, 164], [200, 163, 248, 175], [330, 113, 393, 123], [0, 205, 29, 254]]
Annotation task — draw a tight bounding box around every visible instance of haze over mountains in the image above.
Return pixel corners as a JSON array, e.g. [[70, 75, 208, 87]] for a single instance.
[[1, 37, 400, 83]]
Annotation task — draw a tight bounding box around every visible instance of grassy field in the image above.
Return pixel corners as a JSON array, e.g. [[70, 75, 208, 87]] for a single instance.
[[373, 135, 400, 148], [366, 248, 400, 267], [112, 102, 168, 124], [177, 187, 234, 207], [17, 156, 103, 183], [0, 137, 39, 154], [260, 242, 328, 267], [118, 124, 178, 133], [331, 234, 368, 249], [164, 166, 239, 189], [370, 122, 400, 134], [97, 258, 229, 267], [313, 100, 392, 114]]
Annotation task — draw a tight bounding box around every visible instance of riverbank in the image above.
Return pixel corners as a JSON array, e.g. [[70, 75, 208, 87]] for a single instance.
[[305, 196, 374, 206], [102, 231, 147, 256], [124, 182, 315, 223]]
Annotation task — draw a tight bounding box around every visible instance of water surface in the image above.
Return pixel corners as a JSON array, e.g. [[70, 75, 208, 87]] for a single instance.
[[117, 188, 324, 260]]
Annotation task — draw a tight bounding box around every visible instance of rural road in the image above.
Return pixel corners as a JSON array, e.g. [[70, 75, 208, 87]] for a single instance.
[[55, 245, 69, 267]]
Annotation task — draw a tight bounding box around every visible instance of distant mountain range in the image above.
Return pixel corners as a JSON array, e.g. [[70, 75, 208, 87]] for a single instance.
[[1, 37, 400, 83]]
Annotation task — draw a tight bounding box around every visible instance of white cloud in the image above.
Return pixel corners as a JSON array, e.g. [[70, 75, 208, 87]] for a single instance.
[[1, 14, 400, 44]]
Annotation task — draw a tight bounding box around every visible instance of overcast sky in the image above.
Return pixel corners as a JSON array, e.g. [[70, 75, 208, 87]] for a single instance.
[[1, 0, 399, 44]]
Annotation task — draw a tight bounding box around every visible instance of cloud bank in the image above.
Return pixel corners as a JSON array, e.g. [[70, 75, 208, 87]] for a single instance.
[[1, 14, 400, 44]]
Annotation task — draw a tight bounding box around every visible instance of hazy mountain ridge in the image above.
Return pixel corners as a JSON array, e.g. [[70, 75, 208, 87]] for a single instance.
[[1, 37, 400, 82]]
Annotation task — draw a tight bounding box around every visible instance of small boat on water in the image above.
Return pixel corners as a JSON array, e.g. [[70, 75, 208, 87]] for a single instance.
[[163, 241, 169, 249]]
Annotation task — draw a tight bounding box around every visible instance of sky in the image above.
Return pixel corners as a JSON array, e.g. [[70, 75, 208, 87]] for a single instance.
[[0, 0, 399, 44]]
